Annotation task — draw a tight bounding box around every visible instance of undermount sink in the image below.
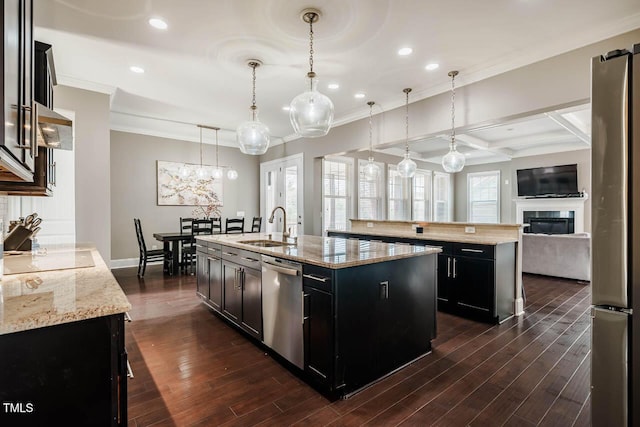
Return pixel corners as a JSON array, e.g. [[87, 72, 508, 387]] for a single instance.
[[238, 239, 295, 248]]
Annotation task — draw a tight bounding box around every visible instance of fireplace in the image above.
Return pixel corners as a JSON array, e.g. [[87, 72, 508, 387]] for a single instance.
[[523, 210, 575, 234], [515, 196, 587, 234]]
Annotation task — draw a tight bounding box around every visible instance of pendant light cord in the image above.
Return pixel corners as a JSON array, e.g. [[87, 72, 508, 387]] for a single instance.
[[450, 71, 457, 149], [215, 128, 219, 169], [199, 126, 203, 167], [251, 63, 257, 121], [309, 17, 314, 74], [368, 102, 374, 158], [404, 88, 411, 156]]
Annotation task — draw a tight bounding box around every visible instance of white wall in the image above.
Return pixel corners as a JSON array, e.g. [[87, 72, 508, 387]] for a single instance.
[[54, 85, 111, 263]]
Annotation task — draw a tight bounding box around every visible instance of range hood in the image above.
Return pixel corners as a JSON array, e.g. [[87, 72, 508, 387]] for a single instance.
[[34, 101, 73, 150]]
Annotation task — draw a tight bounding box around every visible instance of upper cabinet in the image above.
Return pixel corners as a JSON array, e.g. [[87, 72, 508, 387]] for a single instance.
[[1, 0, 35, 182]]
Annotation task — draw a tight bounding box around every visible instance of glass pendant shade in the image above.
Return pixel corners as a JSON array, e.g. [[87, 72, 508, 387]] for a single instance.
[[227, 168, 238, 180], [397, 153, 417, 178], [212, 167, 224, 180], [363, 158, 380, 180], [178, 164, 190, 178], [237, 110, 270, 155], [195, 166, 209, 180], [290, 77, 334, 137], [442, 143, 465, 173]]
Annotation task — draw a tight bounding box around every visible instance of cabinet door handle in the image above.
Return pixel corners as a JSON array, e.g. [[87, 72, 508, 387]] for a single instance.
[[453, 258, 457, 279], [302, 292, 309, 324], [126, 360, 134, 379], [302, 273, 328, 282], [447, 257, 451, 278], [223, 251, 237, 257], [51, 161, 57, 186], [380, 281, 389, 300], [124, 312, 132, 322], [241, 256, 260, 263], [461, 248, 483, 253], [241, 269, 245, 291]]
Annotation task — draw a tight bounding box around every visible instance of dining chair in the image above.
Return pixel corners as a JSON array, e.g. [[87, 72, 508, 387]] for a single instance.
[[134, 218, 171, 277], [179, 217, 194, 234], [182, 218, 214, 273], [251, 216, 262, 233], [212, 217, 222, 234], [225, 218, 245, 234]]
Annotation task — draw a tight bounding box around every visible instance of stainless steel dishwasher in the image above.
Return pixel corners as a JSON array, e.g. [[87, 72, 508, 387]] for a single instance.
[[261, 255, 303, 369]]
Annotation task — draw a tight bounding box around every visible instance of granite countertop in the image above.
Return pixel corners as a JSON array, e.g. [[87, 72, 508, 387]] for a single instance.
[[328, 229, 519, 245], [197, 233, 440, 269], [0, 245, 131, 335]]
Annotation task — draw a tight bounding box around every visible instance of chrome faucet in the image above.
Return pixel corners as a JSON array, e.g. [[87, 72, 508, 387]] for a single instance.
[[268, 206, 290, 240]]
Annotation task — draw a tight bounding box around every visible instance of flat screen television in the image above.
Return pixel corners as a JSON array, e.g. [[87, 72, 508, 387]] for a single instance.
[[516, 164, 579, 197]]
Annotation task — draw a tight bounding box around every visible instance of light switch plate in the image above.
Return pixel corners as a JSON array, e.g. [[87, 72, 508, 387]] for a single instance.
[[465, 226, 476, 233], [367, 222, 374, 228]]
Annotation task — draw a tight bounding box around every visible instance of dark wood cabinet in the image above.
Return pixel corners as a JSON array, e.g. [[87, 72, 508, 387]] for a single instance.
[[196, 248, 209, 300], [208, 247, 222, 310], [222, 259, 242, 322], [303, 266, 334, 388], [0, 314, 127, 426], [218, 246, 263, 340], [1, 0, 35, 182], [326, 231, 516, 324], [0, 39, 56, 194]]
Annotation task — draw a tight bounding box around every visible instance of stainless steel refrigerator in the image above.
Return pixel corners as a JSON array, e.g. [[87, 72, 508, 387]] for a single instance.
[[591, 44, 640, 427]]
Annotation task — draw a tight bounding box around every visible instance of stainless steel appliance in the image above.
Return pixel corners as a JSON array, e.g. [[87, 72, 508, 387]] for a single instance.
[[591, 44, 640, 426], [261, 255, 303, 369]]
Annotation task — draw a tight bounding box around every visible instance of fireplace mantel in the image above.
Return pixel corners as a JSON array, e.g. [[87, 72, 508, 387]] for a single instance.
[[514, 196, 588, 233]]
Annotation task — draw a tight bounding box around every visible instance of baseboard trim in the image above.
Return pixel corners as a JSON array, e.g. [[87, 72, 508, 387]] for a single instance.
[[515, 298, 525, 316], [110, 258, 163, 269]]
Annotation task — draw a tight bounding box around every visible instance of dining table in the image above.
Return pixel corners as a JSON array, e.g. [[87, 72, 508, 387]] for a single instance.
[[152, 232, 194, 276]]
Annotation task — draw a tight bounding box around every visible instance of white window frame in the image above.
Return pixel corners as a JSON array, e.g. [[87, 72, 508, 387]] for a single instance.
[[411, 169, 433, 221], [357, 159, 385, 220], [387, 165, 411, 220], [467, 170, 501, 223], [433, 171, 452, 222], [322, 156, 354, 232]]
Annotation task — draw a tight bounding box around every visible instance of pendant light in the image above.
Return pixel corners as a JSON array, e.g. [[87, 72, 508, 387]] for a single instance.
[[289, 8, 334, 137], [441, 70, 465, 173], [195, 125, 209, 180], [396, 88, 417, 179], [237, 60, 270, 155], [227, 167, 238, 180], [212, 126, 224, 179], [362, 101, 380, 180]]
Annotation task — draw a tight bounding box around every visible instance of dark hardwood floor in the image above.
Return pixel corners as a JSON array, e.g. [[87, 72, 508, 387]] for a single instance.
[[114, 266, 591, 426]]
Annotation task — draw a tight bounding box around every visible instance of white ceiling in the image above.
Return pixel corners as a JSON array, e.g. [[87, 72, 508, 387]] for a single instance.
[[34, 0, 640, 162]]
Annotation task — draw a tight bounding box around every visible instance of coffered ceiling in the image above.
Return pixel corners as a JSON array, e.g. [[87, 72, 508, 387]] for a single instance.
[[34, 0, 639, 163]]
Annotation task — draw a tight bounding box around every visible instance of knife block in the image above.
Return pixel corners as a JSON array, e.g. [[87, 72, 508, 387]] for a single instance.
[[4, 225, 33, 251]]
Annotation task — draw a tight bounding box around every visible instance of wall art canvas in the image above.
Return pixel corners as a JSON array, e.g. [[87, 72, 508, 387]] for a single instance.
[[157, 160, 223, 207]]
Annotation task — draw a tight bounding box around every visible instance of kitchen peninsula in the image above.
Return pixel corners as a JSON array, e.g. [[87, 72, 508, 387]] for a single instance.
[[328, 220, 522, 324], [0, 246, 131, 427], [195, 232, 440, 399]]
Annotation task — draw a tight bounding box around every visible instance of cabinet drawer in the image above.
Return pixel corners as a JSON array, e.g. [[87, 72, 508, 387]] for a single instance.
[[303, 264, 333, 293], [453, 243, 495, 259], [207, 244, 221, 257], [221, 246, 261, 269]]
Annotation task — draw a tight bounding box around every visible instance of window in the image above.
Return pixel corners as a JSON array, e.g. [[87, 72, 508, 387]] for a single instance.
[[323, 157, 353, 231], [412, 169, 432, 221], [433, 171, 452, 221], [468, 171, 500, 223], [388, 166, 410, 220], [358, 159, 385, 220]]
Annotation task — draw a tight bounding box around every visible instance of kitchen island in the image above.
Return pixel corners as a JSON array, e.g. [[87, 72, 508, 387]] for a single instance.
[[195, 233, 440, 399], [0, 245, 131, 427], [329, 219, 522, 324]]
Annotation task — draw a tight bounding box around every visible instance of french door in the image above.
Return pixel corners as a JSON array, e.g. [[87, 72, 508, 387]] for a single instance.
[[260, 153, 304, 236]]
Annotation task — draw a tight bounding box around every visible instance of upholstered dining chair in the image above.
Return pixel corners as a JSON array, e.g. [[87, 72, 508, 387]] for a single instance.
[[225, 218, 245, 234], [182, 218, 214, 273], [134, 218, 171, 277], [251, 216, 262, 233]]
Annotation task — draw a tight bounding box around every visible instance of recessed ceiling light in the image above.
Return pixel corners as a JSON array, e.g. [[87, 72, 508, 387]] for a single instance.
[[425, 63, 440, 71], [282, 105, 291, 111], [148, 18, 168, 30], [327, 83, 340, 90], [398, 47, 413, 56], [354, 93, 366, 99], [130, 66, 145, 74]]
